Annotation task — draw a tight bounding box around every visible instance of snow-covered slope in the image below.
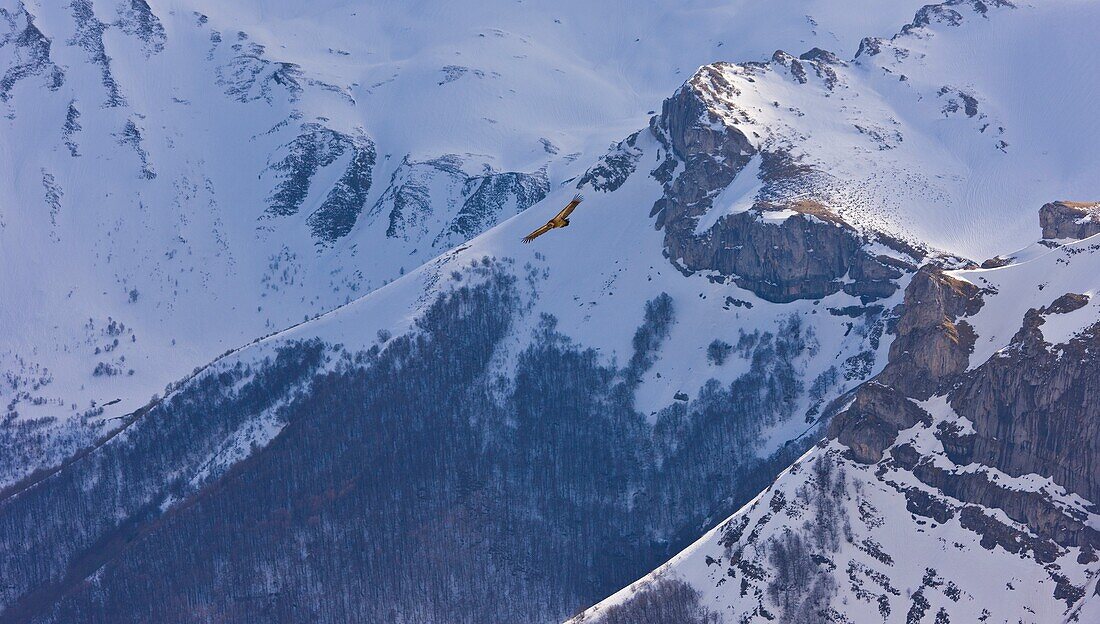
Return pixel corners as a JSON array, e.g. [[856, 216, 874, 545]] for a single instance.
[[0, 0, 932, 485], [0, 116, 914, 619], [660, 0, 1100, 259], [2, 0, 1099, 622]]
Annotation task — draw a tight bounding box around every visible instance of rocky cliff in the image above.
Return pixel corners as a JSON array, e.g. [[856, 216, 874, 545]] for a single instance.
[[1040, 201, 1100, 240], [571, 202, 1100, 623], [648, 72, 915, 303]]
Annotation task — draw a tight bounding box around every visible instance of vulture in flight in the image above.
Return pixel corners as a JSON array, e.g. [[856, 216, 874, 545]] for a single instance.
[[522, 194, 583, 243]]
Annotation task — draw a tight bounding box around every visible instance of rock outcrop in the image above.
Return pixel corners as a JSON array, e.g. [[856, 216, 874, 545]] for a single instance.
[[577, 131, 643, 193], [830, 202, 1100, 560], [950, 316, 1100, 503], [1039, 201, 1100, 240], [648, 70, 911, 303], [674, 202, 862, 302], [827, 382, 931, 464], [0, 5, 65, 103], [875, 266, 982, 399], [649, 64, 756, 233], [445, 168, 549, 243], [366, 154, 549, 248], [263, 123, 377, 244]]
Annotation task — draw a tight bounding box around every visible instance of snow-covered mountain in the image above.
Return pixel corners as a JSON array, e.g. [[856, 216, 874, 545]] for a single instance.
[[1, 0, 1098, 622], [0, 0, 930, 486]]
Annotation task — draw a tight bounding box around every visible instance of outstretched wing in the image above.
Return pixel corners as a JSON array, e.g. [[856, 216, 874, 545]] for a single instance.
[[522, 223, 554, 243], [554, 193, 583, 220]]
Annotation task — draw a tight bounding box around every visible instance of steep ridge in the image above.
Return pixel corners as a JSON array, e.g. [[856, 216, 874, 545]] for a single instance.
[[570, 208, 1100, 624]]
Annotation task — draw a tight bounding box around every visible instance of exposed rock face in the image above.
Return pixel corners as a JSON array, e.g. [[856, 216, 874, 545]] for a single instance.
[[444, 168, 549, 243], [117, 118, 156, 179], [216, 40, 307, 105], [897, 446, 1100, 551], [854, 36, 884, 58], [798, 47, 843, 65], [1039, 201, 1100, 240], [263, 122, 377, 244], [827, 382, 930, 464], [578, 131, 643, 193], [876, 266, 982, 399], [904, 2, 965, 32], [830, 203, 1100, 564], [307, 139, 376, 243], [116, 0, 167, 56], [367, 154, 549, 247], [671, 201, 906, 303], [678, 204, 857, 301], [1045, 292, 1089, 315], [68, 0, 124, 107], [771, 50, 808, 84], [371, 154, 464, 239], [649, 64, 756, 233], [648, 72, 908, 303], [979, 255, 1013, 269], [938, 86, 979, 118], [780, 47, 843, 90], [950, 316, 1100, 503]]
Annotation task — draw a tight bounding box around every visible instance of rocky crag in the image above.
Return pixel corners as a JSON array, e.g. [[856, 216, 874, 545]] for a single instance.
[[572, 202, 1100, 623]]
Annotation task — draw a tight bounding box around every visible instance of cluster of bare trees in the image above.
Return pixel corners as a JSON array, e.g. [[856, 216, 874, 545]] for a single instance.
[[1, 266, 825, 623]]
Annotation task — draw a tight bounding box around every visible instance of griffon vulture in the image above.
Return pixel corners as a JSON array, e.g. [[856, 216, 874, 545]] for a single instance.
[[522, 194, 583, 243]]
